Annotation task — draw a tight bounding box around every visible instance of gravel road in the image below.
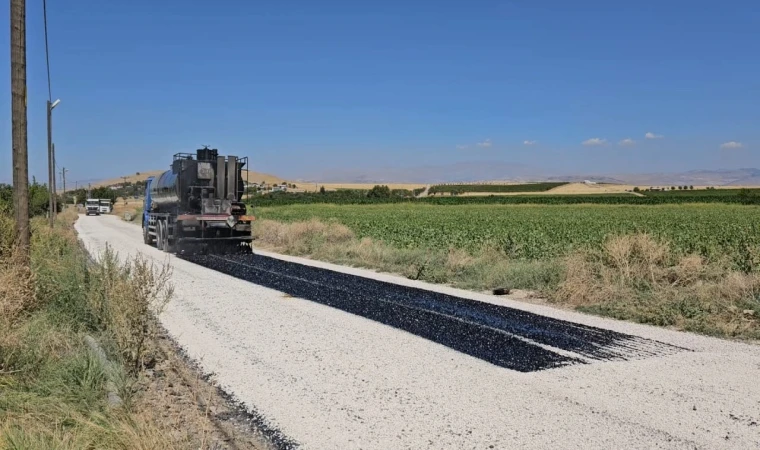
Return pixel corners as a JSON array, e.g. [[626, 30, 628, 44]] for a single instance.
[[76, 215, 760, 450]]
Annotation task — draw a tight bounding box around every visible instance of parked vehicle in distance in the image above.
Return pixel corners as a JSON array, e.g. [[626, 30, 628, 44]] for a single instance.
[[98, 199, 112, 214], [85, 199, 100, 216]]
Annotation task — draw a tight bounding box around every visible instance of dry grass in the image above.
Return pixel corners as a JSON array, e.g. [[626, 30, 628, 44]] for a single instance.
[[254, 218, 356, 254], [545, 183, 639, 195], [89, 168, 284, 190], [112, 197, 143, 219], [0, 246, 35, 326], [554, 234, 760, 339], [0, 389, 178, 450]]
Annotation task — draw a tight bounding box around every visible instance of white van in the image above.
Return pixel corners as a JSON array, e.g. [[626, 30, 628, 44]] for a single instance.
[[85, 199, 100, 216], [98, 199, 112, 214]]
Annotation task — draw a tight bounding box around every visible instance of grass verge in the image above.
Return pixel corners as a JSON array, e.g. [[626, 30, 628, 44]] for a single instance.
[[253, 218, 562, 294], [253, 218, 760, 340], [0, 210, 183, 449]]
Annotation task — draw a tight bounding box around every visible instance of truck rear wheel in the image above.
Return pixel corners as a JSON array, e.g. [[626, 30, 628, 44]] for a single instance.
[[143, 220, 154, 245], [156, 221, 165, 251], [163, 223, 174, 253]]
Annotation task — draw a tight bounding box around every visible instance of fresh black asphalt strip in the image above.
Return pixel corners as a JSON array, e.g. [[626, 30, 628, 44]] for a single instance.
[[181, 253, 687, 373]]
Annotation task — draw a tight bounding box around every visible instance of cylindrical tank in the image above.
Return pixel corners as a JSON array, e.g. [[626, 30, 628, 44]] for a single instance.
[[149, 170, 180, 212], [147, 149, 246, 214]]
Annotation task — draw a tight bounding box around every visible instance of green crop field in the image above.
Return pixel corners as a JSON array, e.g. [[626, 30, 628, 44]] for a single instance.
[[257, 203, 760, 264]]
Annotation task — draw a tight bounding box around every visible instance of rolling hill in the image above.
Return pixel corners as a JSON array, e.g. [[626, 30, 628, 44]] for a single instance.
[[88, 169, 287, 189], [81, 165, 760, 194]]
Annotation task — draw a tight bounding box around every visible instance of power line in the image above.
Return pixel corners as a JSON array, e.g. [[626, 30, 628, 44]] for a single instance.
[[42, 0, 52, 101]]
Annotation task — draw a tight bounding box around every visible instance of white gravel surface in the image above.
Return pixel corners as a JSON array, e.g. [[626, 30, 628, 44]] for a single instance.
[[76, 215, 760, 450]]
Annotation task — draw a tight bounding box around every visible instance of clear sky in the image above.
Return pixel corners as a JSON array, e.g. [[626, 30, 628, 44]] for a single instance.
[[1, 0, 758, 185]]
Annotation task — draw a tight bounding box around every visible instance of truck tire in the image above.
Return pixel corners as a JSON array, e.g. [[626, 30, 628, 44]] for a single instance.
[[163, 222, 174, 253], [143, 220, 154, 245], [156, 221, 165, 251]]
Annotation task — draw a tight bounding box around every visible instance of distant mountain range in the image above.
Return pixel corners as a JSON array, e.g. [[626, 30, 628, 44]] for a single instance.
[[296, 161, 546, 185], [294, 164, 760, 186], [597, 168, 760, 187]]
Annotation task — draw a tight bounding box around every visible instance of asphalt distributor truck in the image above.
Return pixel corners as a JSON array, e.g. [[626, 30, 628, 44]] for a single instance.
[[142, 147, 254, 254]]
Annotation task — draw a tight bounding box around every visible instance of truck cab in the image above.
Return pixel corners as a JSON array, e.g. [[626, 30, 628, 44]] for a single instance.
[[85, 199, 100, 216], [98, 199, 112, 214]]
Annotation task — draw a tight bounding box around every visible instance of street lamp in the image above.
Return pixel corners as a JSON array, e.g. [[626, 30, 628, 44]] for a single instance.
[[47, 98, 60, 227]]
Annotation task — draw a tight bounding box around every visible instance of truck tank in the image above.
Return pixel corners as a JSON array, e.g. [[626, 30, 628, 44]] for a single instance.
[[147, 147, 248, 215]]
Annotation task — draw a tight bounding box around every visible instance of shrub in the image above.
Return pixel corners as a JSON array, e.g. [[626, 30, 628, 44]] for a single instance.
[[367, 185, 392, 198]]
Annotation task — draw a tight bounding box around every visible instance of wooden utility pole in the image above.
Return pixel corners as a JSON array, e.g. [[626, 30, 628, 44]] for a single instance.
[[11, 0, 30, 257], [60, 167, 67, 202], [51, 142, 57, 214], [61, 167, 68, 206]]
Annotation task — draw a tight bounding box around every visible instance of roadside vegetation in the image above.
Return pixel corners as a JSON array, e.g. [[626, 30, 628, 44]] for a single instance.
[[1, 180, 58, 217], [253, 203, 760, 340], [248, 185, 760, 207], [0, 207, 196, 448]]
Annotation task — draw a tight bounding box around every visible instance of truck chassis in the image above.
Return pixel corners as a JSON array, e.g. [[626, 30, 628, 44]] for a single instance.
[[143, 212, 254, 255]]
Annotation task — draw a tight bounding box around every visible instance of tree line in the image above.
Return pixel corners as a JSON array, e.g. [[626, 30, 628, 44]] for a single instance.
[[0, 179, 57, 216]]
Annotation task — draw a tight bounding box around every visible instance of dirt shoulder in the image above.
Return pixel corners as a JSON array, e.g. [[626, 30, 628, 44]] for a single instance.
[[73, 213, 289, 449], [135, 326, 285, 450]]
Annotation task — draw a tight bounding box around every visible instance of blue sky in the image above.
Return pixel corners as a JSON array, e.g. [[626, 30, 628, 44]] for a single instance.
[[1, 0, 758, 184]]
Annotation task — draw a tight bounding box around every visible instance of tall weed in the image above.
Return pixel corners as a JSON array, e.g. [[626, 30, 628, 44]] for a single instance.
[[89, 245, 173, 373], [554, 234, 760, 339]]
